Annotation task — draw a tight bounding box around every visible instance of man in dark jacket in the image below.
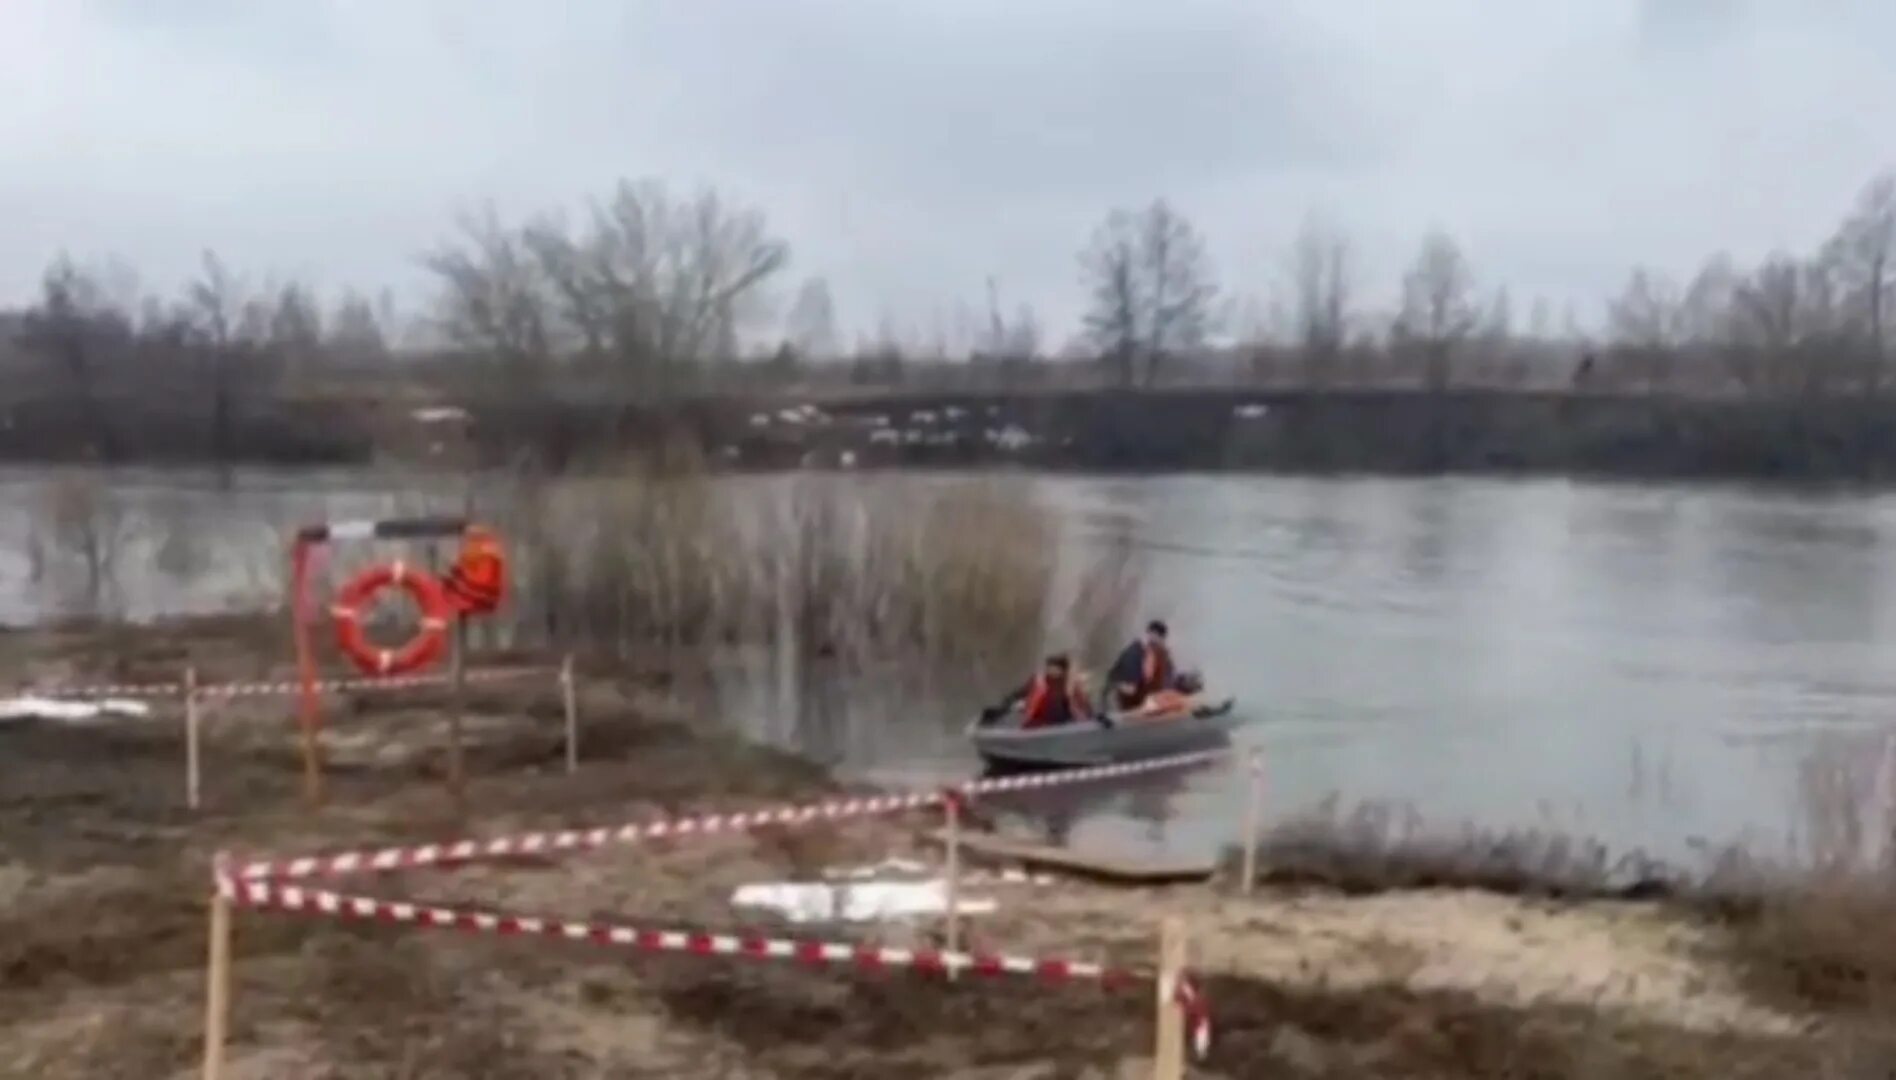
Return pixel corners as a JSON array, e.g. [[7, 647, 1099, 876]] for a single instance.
[[1108, 619, 1175, 710], [983, 653, 1095, 729]]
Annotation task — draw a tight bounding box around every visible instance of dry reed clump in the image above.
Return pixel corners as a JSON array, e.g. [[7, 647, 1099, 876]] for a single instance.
[[1791, 729, 1896, 874], [1705, 733, 1896, 1018], [1056, 528, 1147, 665], [488, 465, 1132, 674], [1240, 796, 1679, 900], [1718, 873, 1896, 1012], [25, 470, 133, 617]]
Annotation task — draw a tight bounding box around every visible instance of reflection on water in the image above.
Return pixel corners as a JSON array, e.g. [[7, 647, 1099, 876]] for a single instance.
[[10, 466, 1896, 866]]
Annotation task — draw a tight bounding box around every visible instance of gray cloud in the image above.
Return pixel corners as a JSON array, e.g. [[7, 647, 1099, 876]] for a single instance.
[[3, 0, 1893, 345]]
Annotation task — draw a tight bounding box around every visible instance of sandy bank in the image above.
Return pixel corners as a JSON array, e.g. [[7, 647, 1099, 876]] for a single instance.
[[0, 617, 1878, 1077]]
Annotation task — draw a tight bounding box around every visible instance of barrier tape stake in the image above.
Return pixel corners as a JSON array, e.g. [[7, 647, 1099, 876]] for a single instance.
[[561, 655, 578, 776], [200, 879, 233, 1080], [1153, 917, 1186, 1080], [1240, 749, 1263, 896], [290, 537, 325, 808], [185, 666, 202, 812], [943, 791, 963, 977]]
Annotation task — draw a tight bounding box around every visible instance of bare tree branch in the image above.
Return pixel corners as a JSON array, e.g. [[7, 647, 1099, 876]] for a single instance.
[[1823, 172, 1896, 389], [1287, 214, 1352, 386], [784, 276, 838, 360], [1078, 199, 1217, 389], [1397, 230, 1479, 391], [1608, 267, 1685, 391]]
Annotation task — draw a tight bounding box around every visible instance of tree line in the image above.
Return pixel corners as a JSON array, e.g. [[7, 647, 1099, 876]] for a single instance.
[[3, 168, 1893, 446]]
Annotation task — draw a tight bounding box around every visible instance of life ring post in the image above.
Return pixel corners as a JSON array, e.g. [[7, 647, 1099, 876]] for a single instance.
[[290, 518, 506, 811], [446, 614, 468, 810], [289, 535, 325, 807]]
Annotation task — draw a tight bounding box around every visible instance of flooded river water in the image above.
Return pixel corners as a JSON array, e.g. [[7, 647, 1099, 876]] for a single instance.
[[6, 466, 1896, 869]]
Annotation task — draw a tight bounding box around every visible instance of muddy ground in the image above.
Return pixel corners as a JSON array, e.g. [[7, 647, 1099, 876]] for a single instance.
[[0, 616, 1888, 1078]]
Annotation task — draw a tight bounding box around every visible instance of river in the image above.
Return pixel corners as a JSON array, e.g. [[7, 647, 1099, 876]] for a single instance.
[[5, 465, 1895, 871]]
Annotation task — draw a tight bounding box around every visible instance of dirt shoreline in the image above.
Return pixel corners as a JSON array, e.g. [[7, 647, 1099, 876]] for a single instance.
[[0, 616, 1886, 1077]]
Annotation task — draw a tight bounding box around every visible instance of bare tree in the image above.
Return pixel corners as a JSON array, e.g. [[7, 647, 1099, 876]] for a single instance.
[[329, 290, 388, 362], [967, 279, 1041, 386], [1724, 254, 1850, 396], [451, 180, 791, 396], [426, 206, 556, 379], [185, 251, 275, 470], [1005, 303, 1041, 360], [1526, 296, 1554, 341], [784, 276, 839, 360], [1680, 255, 1739, 343], [1287, 214, 1352, 386], [1607, 267, 1685, 391], [1081, 223, 1139, 385], [1395, 230, 1479, 391], [1824, 172, 1896, 389], [1477, 286, 1515, 385], [268, 281, 324, 375], [583, 180, 787, 384], [850, 314, 906, 386], [1078, 199, 1217, 389], [19, 256, 133, 459]]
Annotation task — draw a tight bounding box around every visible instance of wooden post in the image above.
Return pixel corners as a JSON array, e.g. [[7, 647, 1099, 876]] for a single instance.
[[444, 495, 474, 813], [561, 654, 579, 775], [185, 666, 202, 811], [290, 538, 325, 807], [1153, 916, 1186, 1080], [1240, 749, 1263, 896], [201, 885, 233, 1080], [943, 792, 963, 976], [446, 617, 468, 810]]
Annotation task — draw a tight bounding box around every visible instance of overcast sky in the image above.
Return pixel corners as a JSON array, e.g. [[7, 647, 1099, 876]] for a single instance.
[[3, 0, 1893, 347]]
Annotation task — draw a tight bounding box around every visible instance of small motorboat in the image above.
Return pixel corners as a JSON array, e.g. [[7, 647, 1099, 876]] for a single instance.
[[968, 689, 1240, 769]]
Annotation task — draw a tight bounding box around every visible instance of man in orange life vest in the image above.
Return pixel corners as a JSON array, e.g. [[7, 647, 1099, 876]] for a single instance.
[[982, 653, 1096, 729], [1108, 619, 1176, 710]]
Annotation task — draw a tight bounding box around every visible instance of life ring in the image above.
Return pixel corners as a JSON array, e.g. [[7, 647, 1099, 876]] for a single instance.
[[331, 561, 454, 676]]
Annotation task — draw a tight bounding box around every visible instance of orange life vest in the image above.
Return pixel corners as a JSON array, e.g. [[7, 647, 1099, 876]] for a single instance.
[[444, 526, 507, 615], [1141, 641, 1174, 692], [1023, 672, 1090, 728]]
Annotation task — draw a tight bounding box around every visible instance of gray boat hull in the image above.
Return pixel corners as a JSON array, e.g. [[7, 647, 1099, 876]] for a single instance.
[[968, 697, 1239, 768]]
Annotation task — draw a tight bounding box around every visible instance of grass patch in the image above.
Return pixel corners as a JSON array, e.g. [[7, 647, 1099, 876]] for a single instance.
[[1239, 796, 1683, 900], [1716, 875, 1896, 1014]]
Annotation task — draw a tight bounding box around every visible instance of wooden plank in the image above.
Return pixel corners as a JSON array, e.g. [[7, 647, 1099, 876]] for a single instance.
[[923, 829, 1214, 884]]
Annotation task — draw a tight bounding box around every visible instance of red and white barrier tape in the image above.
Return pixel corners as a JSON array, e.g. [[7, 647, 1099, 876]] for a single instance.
[[237, 789, 941, 881], [218, 874, 1212, 1061], [11, 678, 185, 699], [204, 666, 551, 699], [960, 749, 1227, 797], [14, 665, 552, 702], [236, 747, 1230, 883], [219, 875, 1127, 985], [1173, 974, 1213, 1061]]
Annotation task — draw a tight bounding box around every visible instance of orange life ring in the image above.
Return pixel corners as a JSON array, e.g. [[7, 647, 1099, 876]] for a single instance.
[[331, 561, 454, 676]]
